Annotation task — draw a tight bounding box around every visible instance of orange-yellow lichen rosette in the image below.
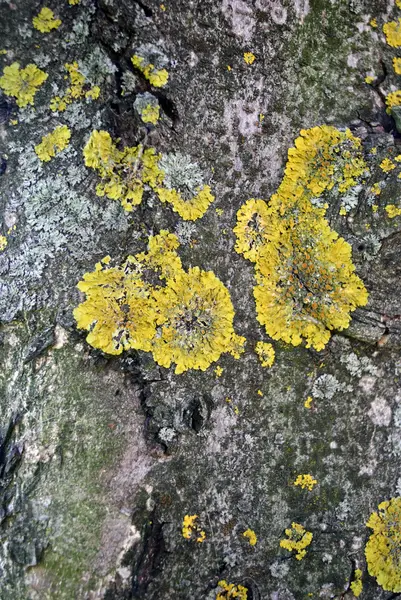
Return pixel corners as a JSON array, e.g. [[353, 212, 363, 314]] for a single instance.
[[73, 257, 157, 355], [365, 498, 401, 592], [151, 267, 245, 373]]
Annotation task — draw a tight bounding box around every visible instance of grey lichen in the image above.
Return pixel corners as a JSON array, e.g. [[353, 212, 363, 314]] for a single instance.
[[158, 152, 205, 199]]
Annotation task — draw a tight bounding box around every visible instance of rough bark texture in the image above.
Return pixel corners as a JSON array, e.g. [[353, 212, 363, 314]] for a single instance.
[[1, 0, 401, 599]]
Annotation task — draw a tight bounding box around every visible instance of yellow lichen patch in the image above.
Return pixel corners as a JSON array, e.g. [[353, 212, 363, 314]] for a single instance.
[[383, 19, 401, 47], [394, 58, 401, 74], [304, 396, 313, 408], [33, 7, 61, 32], [68, 0, 81, 4], [350, 569, 363, 598], [255, 341, 275, 367], [151, 267, 245, 374], [0, 62, 48, 107], [182, 514, 206, 542], [380, 158, 396, 172], [365, 497, 401, 592], [216, 580, 248, 600], [370, 18, 377, 28], [243, 52, 256, 65], [34, 125, 71, 162], [243, 528, 257, 546], [50, 62, 99, 112], [371, 182, 381, 195], [214, 366, 223, 377], [293, 474, 317, 491], [365, 75, 374, 84], [385, 204, 401, 218], [398, 0, 401, 8], [156, 186, 214, 221], [83, 130, 163, 212], [73, 257, 158, 355], [75, 231, 244, 373], [0, 235, 7, 251], [131, 54, 168, 87], [386, 90, 401, 113], [234, 199, 274, 263], [234, 126, 369, 352], [280, 522, 313, 560], [141, 103, 160, 124]]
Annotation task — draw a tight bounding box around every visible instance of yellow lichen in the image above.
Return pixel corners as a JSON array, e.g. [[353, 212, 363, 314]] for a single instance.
[[386, 90, 401, 112], [293, 474, 317, 491], [0, 62, 48, 107], [243, 52, 256, 65], [34, 125, 71, 162], [394, 58, 401, 74], [365, 75, 374, 84], [371, 182, 381, 195], [214, 366, 224, 377], [385, 204, 401, 218], [0, 235, 7, 251], [398, 0, 401, 8], [74, 231, 245, 373], [131, 54, 169, 87], [33, 7, 61, 32], [370, 18, 377, 28], [83, 130, 163, 212], [365, 497, 401, 592], [182, 514, 206, 542], [140, 103, 160, 124], [234, 126, 368, 352], [243, 528, 257, 546], [280, 522, 313, 560], [254, 341, 275, 367], [350, 569, 363, 598], [216, 580, 248, 600], [380, 157, 396, 172], [156, 185, 215, 221], [50, 62, 99, 112], [304, 396, 313, 408], [383, 19, 401, 47], [68, 0, 81, 4]]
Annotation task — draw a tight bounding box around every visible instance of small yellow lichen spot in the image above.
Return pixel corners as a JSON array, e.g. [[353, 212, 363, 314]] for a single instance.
[[372, 204, 378, 213], [244, 52, 256, 65], [0, 50, 7, 55], [380, 158, 396, 172], [0, 62, 48, 108], [182, 514, 205, 542], [85, 86, 100, 100], [304, 396, 313, 408], [371, 182, 381, 195], [394, 57, 401, 75], [131, 54, 169, 87], [215, 207, 223, 216], [339, 206, 347, 216], [383, 19, 401, 47], [365, 498, 401, 592], [215, 366, 224, 377], [370, 147, 377, 155], [68, 0, 81, 4], [33, 7, 62, 33], [35, 125, 71, 162], [225, 397, 232, 404], [385, 204, 401, 218], [386, 90, 401, 112], [216, 581, 248, 600], [227, 65, 232, 71], [234, 405, 239, 415], [140, 103, 160, 124], [350, 569, 363, 598], [160, 3, 166, 10], [280, 522, 313, 560], [255, 341, 275, 368], [397, 0, 401, 9], [259, 113, 265, 123], [9, 119, 18, 125], [243, 528, 257, 546], [0, 235, 7, 251], [395, 154, 401, 162], [293, 474, 318, 491], [257, 389, 263, 396], [365, 75, 374, 84], [370, 18, 377, 28]]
